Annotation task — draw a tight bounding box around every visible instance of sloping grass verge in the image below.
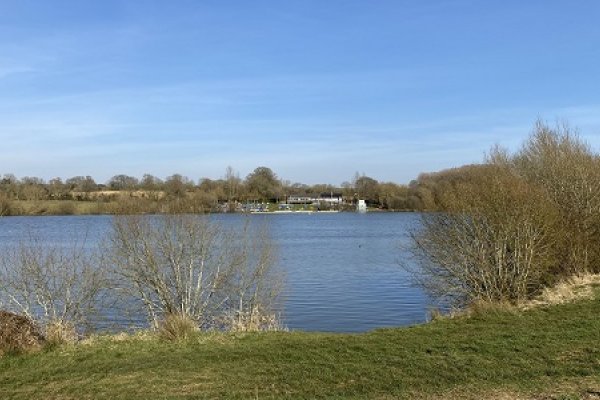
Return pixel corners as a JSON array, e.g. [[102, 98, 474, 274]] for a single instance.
[[1, 292, 599, 399]]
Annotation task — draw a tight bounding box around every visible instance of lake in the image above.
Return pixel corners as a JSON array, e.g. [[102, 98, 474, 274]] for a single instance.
[[0, 212, 432, 332]]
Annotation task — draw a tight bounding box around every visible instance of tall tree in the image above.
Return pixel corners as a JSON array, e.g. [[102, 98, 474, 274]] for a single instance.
[[245, 167, 281, 202], [108, 174, 139, 191], [65, 176, 97, 193], [355, 175, 379, 206], [140, 174, 163, 191], [164, 174, 193, 198], [224, 166, 241, 203]]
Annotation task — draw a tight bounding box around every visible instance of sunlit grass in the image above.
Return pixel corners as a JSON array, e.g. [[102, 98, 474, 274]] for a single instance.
[[1, 290, 599, 399]]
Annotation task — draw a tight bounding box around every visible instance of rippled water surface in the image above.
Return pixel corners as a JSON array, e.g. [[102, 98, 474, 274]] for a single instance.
[[0, 213, 431, 332]]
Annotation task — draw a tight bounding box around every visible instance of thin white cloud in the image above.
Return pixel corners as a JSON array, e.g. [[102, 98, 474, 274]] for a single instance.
[[0, 65, 36, 79]]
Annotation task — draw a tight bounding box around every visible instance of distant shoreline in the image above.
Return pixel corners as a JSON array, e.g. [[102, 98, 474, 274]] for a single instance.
[[2, 199, 417, 217]]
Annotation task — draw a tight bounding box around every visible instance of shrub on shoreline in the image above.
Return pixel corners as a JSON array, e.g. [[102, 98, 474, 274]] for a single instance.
[[411, 121, 600, 307]]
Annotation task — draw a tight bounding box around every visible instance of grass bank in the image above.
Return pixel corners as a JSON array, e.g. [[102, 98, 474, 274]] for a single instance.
[[1, 290, 599, 399]]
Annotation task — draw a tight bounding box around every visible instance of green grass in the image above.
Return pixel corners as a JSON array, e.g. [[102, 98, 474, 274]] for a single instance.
[[1, 295, 599, 399]]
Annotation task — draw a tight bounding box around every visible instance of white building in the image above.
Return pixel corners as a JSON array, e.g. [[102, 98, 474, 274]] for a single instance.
[[357, 199, 367, 213]]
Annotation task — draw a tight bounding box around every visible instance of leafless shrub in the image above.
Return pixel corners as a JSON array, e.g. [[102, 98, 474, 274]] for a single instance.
[[513, 121, 600, 275], [0, 236, 108, 340], [107, 214, 283, 331], [411, 120, 600, 309], [410, 165, 560, 306]]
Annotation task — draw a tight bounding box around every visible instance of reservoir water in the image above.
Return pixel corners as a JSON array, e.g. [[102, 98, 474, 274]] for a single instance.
[[0, 213, 432, 332]]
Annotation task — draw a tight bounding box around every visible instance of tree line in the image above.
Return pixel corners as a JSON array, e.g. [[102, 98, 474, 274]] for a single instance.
[[3, 133, 597, 217], [0, 164, 462, 216]]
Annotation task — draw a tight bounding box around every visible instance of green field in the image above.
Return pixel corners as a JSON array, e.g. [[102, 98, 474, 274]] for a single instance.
[[1, 291, 599, 399]]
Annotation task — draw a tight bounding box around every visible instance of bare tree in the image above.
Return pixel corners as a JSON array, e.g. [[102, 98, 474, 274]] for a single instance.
[[140, 174, 161, 188], [224, 166, 241, 211], [107, 214, 283, 331], [48, 177, 68, 200], [0, 235, 107, 341], [107, 174, 139, 191], [221, 221, 283, 331], [1, 174, 19, 199], [65, 175, 97, 193], [164, 174, 193, 199], [19, 177, 48, 201]]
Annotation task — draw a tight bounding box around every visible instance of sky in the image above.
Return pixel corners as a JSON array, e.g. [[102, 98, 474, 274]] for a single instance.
[[1, 1, 600, 185]]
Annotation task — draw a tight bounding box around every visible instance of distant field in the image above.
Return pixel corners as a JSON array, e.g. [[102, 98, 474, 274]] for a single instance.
[[1, 291, 599, 399], [11, 200, 117, 215]]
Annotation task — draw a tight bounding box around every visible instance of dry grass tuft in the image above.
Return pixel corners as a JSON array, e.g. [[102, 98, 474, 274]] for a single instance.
[[429, 273, 600, 321], [522, 273, 600, 310], [44, 320, 79, 346], [157, 313, 198, 341], [0, 310, 45, 356], [225, 308, 284, 332]]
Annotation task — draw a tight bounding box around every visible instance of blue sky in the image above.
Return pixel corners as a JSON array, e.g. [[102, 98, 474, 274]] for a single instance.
[[1, 1, 600, 185]]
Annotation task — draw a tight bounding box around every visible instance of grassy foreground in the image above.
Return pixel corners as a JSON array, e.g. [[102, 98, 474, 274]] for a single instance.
[[1, 295, 599, 399]]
